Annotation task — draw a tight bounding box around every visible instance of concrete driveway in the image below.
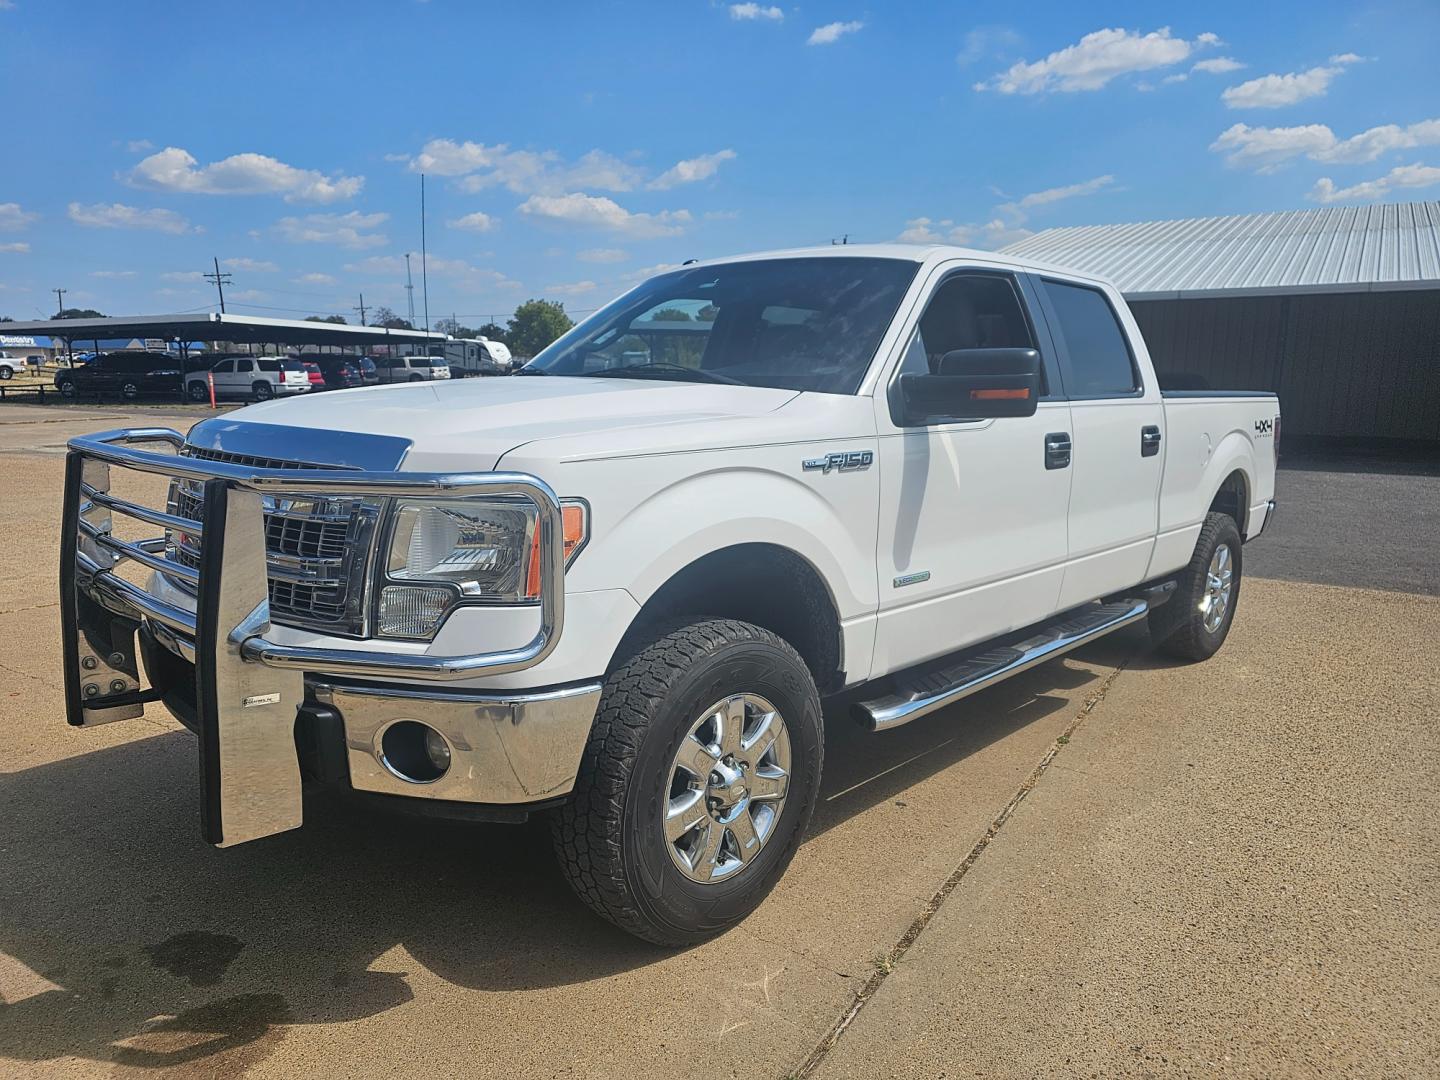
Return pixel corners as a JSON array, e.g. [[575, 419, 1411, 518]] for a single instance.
[[0, 404, 1435, 1078]]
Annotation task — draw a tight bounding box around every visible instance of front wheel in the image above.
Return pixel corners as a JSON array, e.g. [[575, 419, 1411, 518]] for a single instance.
[[58, 379, 77, 398], [1149, 511, 1243, 661], [0, 365, 13, 381], [187, 380, 209, 402], [120, 381, 139, 399], [552, 618, 823, 946]]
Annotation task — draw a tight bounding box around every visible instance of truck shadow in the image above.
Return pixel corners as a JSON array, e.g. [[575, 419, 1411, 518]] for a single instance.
[[0, 633, 1149, 1071]]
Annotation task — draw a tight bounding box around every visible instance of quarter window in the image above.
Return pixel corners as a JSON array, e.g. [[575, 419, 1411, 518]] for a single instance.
[[1041, 280, 1138, 397]]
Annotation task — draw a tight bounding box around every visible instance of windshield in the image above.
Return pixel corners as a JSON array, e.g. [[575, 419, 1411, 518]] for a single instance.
[[525, 256, 918, 394]]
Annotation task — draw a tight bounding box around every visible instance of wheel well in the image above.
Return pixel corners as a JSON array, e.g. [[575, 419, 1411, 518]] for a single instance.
[[1208, 469, 1249, 535], [616, 543, 845, 693]]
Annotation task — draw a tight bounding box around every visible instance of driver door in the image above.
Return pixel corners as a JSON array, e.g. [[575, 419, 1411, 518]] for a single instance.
[[870, 266, 1073, 676]]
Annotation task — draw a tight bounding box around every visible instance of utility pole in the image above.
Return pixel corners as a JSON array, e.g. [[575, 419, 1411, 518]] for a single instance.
[[420, 174, 431, 335], [404, 253, 416, 324], [53, 287, 66, 317], [354, 293, 368, 326], [203, 257, 232, 313]]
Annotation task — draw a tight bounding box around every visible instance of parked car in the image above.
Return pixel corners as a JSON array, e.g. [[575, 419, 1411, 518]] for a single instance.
[[375, 354, 450, 382], [57, 245, 1279, 947], [186, 356, 311, 402], [304, 355, 367, 391], [53, 350, 184, 399], [0, 354, 17, 380], [300, 360, 325, 389]]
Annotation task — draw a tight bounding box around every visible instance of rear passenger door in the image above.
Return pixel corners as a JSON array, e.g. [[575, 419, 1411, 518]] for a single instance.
[[1031, 276, 1165, 607]]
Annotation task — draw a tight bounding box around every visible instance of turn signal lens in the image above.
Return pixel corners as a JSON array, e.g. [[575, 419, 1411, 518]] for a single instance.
[[523, 502, 589, 600], [970, 387, 1030, 400]]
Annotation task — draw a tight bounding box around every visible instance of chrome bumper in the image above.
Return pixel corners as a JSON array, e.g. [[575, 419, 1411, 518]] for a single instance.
[[61, 427, 579, 847]]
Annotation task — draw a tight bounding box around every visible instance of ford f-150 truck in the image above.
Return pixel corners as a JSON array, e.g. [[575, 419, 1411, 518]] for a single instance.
[[59, 245, 1278, 945]]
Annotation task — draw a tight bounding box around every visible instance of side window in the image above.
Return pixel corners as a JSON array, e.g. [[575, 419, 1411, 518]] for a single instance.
[[236, 359, 254, 374], [212, 359, 234, 374], [1041, 280, 1138, 397], [904, 274, 1043, 390]]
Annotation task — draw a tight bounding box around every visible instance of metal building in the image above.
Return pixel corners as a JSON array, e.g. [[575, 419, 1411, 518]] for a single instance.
[[1004, 201, 1440, 446]]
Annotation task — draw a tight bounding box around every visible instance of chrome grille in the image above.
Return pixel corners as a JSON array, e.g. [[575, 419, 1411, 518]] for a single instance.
[[165, 446, 379, 637]]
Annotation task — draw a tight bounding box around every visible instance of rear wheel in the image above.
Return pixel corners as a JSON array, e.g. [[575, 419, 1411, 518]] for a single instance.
[[251, 381, 274, 401], [1150, 511, 1243, 661], [0, 365, 13, 380], [408, 374, 423, 382], [553, 618, 823, 946], [58, 378, 77, 398], [120, 381, 139, 400]]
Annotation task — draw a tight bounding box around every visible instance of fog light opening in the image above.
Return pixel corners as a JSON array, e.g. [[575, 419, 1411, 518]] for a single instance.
[[379, 720, 451, 784]]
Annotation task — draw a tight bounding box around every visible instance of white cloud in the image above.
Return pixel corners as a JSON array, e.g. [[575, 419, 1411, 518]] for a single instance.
[[89, 270, 137, 278], [406, 139, 642, 195], [0, 202, 37, 231], [899, 174, 1112, 251], [729, 3, 782, 21], [161, 270, 205, 282], [449, 210, 497, 232], [976, 27, 1210, 93], [577, 248, 628, 263], [517, 192, 692, 237], [1001, 174, 1115, 213], [622, 261, 681, 282], [1210, 118, 1440, 171], [222, 257, 278, 272], [956, 27, 1023, 68], [68, 201, 194, 234], [126, 139, 154, 153], [273, 210, 388, 248], [343, 254, 521, 293], [0, 242, 30, 253], [1192, 56, 1244, 74], [543, 280, 598, 296], [1310, 163, 1440, 204], [293, 272, 336, 285], [228, 289, 268, 303], [128, 146, 364, 203], [807, 20, 863, 46], [648, 149, 737, 190], [1221, 55, 1361, 109]]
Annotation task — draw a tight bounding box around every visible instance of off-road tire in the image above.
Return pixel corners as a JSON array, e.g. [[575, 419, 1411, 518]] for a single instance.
[[552, 618, 823, 946], [1150, 511, 1243, 661]]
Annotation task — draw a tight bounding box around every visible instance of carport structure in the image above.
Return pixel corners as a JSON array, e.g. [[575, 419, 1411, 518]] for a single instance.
[[0, 312, 445, 365], [1005, 200, 1440, 448]]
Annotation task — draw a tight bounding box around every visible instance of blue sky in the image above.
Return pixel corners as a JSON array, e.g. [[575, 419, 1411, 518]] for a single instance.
[[1, 0, 1437, 325]]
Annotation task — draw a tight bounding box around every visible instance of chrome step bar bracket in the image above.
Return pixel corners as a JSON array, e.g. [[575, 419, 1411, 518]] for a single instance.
[[855, 599, 1150, 732]]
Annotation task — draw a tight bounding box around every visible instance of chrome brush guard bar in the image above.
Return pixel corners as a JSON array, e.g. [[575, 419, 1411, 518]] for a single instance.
[[60, 427, 566, 848]]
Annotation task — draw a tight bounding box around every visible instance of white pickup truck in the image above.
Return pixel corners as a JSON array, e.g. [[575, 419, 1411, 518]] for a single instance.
[[60, 245, 1278, 945]]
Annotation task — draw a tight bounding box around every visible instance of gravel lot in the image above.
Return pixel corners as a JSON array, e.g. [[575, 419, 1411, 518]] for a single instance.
[[0, 404, 1435, 1079]]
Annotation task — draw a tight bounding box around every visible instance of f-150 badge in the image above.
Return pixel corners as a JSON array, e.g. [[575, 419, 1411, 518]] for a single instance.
[[803, 450, 873, 474]]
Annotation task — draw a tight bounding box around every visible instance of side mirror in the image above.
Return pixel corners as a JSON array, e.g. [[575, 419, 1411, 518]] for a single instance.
[[898, 347, 1041, 423]]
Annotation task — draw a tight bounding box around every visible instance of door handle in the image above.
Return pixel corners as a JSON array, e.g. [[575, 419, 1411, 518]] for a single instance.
[[1044, 432, 1072, 470], [1141, 425, 1162, 457]]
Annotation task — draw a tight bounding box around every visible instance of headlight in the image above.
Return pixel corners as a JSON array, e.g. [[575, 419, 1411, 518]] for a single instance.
[[377, 498, 588, 639]]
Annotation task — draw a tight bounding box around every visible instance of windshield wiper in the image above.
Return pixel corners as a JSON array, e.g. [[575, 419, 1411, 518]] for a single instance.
[[581, 363, 743, 385]]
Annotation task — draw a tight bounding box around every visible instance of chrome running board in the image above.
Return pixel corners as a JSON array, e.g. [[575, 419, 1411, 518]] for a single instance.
[[855, 599, 1150, 732]]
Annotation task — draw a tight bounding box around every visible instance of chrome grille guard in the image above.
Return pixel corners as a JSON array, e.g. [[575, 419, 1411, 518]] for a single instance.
[[60, 426, 566, 848]]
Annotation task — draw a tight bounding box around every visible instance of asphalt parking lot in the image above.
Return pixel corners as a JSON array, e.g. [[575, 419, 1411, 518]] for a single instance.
[[0, 403, 1435, 1079]]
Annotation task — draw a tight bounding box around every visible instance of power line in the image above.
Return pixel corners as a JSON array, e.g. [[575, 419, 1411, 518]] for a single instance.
[[203, 257, 233, 313]]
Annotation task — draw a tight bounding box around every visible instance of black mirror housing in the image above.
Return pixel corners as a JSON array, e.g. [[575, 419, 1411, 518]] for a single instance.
[[898, 347, 1042, 424]]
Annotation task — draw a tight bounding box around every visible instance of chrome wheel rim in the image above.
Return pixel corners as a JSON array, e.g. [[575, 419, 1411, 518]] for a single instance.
[[663, 692, 791, 884], [1201, 543, 1234, 633]]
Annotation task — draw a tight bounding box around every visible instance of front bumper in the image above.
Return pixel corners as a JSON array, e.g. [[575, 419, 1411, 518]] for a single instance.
[[61, 426, 585, 847]]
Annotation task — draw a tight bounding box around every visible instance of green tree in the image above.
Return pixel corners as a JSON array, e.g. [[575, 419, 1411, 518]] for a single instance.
[[305, 314, 348, 324], [368, 306, 413, 330], [476, 322, 508, 344], [0, 316, 13, 323], [507, 299, 573, 358], [55, 308, 105, 319], [649, 307, 693, 322]]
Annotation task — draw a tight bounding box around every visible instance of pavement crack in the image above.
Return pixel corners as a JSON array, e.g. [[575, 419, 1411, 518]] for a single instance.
[[788, 652, 1137, 1079], [0, 600, 60, 617]]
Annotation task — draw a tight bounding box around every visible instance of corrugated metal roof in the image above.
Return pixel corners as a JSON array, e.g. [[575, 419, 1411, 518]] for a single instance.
[[1001, 201, 1440, 299]]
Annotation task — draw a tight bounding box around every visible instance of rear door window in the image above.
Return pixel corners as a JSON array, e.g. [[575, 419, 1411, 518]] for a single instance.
[[1040, 280, 1139, 397]]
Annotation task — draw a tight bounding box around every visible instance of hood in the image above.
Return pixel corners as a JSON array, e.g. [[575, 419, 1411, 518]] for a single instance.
[[194, 375, 800, 471]]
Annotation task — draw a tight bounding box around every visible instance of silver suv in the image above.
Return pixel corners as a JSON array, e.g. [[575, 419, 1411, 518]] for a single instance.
[[374, 355, 450, 383]]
